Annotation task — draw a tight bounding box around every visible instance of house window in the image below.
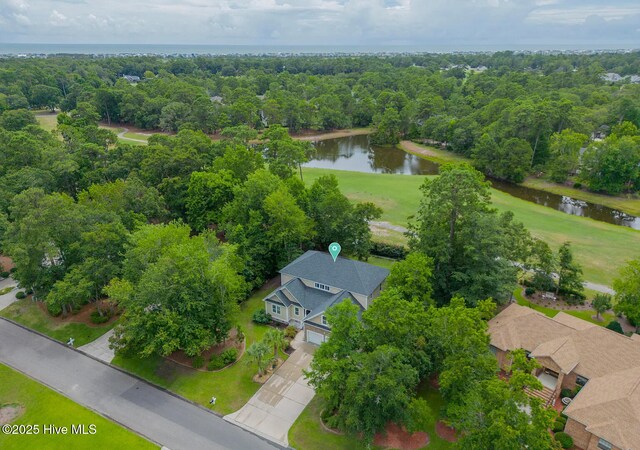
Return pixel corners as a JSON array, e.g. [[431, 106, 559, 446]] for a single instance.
[[597, 438, 613, 450], [322, 315, 328, 326], [271, 304, 281, 315], [294, 306, 300, 316], [314, 282, 331, 291], [576, 375, 589, 387]]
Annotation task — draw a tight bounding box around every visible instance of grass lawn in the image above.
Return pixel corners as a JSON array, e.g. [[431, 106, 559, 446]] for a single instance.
[[288, 397, 368, 450], [35, 113, 59, 131], [366, 255, 397, 270], [302, 167, 640, 286], [112, 285, 284, 415], [0, 364, 157, 450], [415, 382, 455, 450], [0, 286, 14, 296], [0, 299, 117, 347], [288, 382, 453, 450], [399, 141, 640, 218], [513, 288, 615, 325]]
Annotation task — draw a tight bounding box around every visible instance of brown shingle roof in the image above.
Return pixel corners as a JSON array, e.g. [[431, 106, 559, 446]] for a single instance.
[[489, 304, 640, 449], [564, 366, 640, 449]]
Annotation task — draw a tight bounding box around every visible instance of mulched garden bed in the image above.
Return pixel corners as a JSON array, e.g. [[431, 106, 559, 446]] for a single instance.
[[253, 357, 284, 383], [0, 255, 15, 271], [435, 421, 458, 442], [374, 422, 429, 450]]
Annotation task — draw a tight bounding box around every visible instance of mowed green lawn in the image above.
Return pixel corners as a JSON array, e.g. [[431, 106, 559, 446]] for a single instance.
[[35, 113, 59, 131], [0, 364, 157, 450], [112, 285, 283, 415], [288, 382, 453, 450], [0, 299, 117, 347], [302, 167, 640, 286]]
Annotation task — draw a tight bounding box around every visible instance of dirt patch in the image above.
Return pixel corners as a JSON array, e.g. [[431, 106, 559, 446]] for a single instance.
[[429, 374, 440, 390], [0, 255, 15, 271], [0, 404, 25, 425], [400, 140, 443, 159], [35, 300, 120, 327], [165, 328, 244, 370], [374, 422, 429, 450], [435, 421, 458, 442], [294, 128, 372, 142]]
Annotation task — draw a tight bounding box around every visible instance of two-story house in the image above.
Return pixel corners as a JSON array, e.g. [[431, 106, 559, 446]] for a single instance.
[[263, 250, 389, 345]]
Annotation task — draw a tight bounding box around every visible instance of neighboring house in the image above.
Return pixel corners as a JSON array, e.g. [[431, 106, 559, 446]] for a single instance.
[[122, 74, 140, 83], [263, 250, 389, 345], [489, 303, 640, 450]]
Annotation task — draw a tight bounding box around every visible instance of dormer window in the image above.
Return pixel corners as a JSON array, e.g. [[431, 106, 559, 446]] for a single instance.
[[314, 282, 331, 291]]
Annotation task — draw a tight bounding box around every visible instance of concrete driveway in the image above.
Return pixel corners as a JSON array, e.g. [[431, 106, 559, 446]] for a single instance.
[[0, 319, 279, 450], [225, 339, 316, 447], [78, 328, 116, 363], [0, 276, 18, 311]]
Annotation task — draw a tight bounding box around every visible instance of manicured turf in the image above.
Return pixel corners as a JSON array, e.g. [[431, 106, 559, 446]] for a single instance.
[[288, 396, 368, 450], [0, 364, 157, 450], [302, 167, 640, 286], [288, 382, 453, 450], [112, 285, 285, 415], [513, 288, 615, 325], [366, 255, 397, 270], [35, 113, 58, 131], [0, 299, 117, 347], [0, 286, 14, 296], [400, 141, 640, 218]]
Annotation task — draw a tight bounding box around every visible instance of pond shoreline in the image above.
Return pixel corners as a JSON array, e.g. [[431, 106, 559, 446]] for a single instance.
[[398, 140, 640, 220]]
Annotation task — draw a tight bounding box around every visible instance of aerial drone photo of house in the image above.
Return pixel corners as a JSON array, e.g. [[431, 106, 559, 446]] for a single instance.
[[263, 250, 390, 344]]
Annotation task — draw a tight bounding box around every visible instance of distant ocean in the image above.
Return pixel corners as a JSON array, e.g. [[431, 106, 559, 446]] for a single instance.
[[0, 43, 635, 56]]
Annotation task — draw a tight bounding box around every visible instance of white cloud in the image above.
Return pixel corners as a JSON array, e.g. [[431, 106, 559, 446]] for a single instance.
[[0, 0, 638, 47]]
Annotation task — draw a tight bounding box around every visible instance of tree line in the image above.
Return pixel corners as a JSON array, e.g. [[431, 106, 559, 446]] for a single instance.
[[1, 52, 639, 194]]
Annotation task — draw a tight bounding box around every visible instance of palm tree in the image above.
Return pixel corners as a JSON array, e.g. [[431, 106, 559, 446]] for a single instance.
[[245, 342, 270, 377], [263, 328, 288, 361]]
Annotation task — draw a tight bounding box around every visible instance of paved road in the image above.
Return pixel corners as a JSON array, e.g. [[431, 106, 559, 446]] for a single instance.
[[0, 319, 279, 450], [225, 336, 316, 447]]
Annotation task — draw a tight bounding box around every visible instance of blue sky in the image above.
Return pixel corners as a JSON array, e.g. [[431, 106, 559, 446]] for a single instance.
[[0, 0, 638, 48]]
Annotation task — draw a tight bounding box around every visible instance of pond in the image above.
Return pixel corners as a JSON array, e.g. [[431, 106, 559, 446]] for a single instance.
[[304, 134, 640, 230]]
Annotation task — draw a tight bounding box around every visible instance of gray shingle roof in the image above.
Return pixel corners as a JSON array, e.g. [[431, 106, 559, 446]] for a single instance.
[[279, 250, 389, 296]]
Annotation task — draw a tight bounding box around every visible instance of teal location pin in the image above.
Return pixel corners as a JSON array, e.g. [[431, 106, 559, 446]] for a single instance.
[[329, 242, 341, 262]]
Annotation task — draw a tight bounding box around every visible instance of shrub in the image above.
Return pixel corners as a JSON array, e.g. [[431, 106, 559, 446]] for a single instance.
[[9, 267, 17, 274], [235, 324, 245, 343], [0, 271, 9, 279], [554, 432, 573, 449], [15, 291, 26, 299], [606, 320, 624, 334], [370, 242, 407, 259], [573, 182, 582, 189], [90, 310, 110, 324], [552, 417, 567, 432], [207, 355, 225, 371], [221, 348, 238, 365], [252, 309, 272, 325], [25, 288, 33, 295], [284, 325, 298, 339], [192, 355, 205, 369], [560, 388, 573, 399], [525, 287, 536, 296]]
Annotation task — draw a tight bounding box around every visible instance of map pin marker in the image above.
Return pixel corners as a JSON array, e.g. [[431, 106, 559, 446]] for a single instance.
[[329, 242, 341, 262]]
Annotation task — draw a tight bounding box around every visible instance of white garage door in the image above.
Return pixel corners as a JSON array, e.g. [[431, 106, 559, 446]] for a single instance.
[[306, 330, 325, 345]]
